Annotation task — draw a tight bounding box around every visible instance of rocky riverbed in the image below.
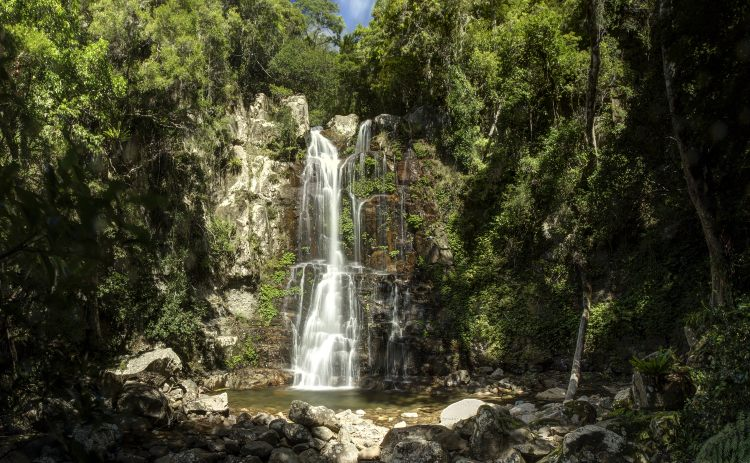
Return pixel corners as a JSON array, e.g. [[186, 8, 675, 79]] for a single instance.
[[0, 347, 686, 462]]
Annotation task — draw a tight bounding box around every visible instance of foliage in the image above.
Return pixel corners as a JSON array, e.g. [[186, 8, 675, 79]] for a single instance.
[[696, 413, 750, 463], [257, 252, 296, 326], [227, 336, 260, 370], [630, 349, 676, 376], [207, 217, 236, 276]]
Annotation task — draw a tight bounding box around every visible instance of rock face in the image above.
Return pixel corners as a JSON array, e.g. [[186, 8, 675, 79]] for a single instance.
[[440, 399, 486, 429], [281, 95, 310, 138], [325, 114, 359, 143], [226, 368, 293, 390]]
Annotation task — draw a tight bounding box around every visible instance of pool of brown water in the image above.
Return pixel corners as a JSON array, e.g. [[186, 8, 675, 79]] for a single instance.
[[228, 387, 516, 427]]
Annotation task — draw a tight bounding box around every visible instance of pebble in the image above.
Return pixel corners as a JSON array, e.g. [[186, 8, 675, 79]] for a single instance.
[[401, 412, 418, 418], [355, 409, 365, 416]]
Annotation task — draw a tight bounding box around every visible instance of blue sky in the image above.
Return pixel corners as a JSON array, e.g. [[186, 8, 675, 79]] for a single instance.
[[333, 0, 376, 32]]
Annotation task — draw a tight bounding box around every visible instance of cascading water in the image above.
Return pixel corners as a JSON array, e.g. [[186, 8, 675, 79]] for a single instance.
[[292, 129, 360, 389], [291, 120, 414, 389]]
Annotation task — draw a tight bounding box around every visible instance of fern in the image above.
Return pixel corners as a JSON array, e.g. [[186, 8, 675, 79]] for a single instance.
[[630, 348, 675, 376], [697, 413, 750, 463]]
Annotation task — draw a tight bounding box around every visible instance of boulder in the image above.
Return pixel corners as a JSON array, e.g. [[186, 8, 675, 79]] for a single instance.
[[226, 368, 294, 390], [612, 388, 632, 409], [326, 114, 359, 142], [117, 383, 172, 425], [283, 423, 313, 444], [490, 368, 505, 379], [544, 425, 628, 463], [185, 393, 229, 415], [386, 440, 448, 463], [299, 448, 325, 463], [445, 370, 471, 387], [562, 400, 597, 426], [202, 373, 229, 391], [105, 348, 182, 392], [631, 371, 693, 411], [536, 388, 567, 401], [440, 399, 486, 429], [71, 423, 122, 459], [381, 425, 466, 463], [289, 401, 340, 431], [471, 405, 522, 461], [311, 426, 335, 441]]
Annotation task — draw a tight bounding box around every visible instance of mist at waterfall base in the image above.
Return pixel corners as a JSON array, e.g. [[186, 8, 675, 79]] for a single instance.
[[288, 121, 412, 390]]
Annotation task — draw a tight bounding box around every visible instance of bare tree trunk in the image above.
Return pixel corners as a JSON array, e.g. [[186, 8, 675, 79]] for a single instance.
[[659, 0, 733, 310], [566, 0, 602, 401], [566, 271, 592, 400], [584, 0, 602, 155]]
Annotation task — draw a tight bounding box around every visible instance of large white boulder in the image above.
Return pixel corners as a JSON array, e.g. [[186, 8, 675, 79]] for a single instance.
[[440, 399, 486, 429]]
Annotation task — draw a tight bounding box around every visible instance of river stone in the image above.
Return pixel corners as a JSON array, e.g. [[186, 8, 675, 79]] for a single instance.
[[440, 399, 486, 429], [554, 425, 628, 462], [311, 426, 335, 441], [270, 418, 288, 433], [299, 448, 325, 463], [536, 387, 567, 401], [321, 441, 359, 463], [117, 383, 172, 425], [269, 447, 300, 463], [289, 401, 340, 431], [380, 425, 466, 463], [470, 405, 521, 461], [386, 440, 448, 463], [283, 423, 313, 444], [241, 441, 274, 459], [185, 393, 229, 415]]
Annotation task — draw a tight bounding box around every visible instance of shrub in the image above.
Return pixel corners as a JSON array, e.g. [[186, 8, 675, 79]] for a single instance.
[[697, 413, 750, 463], [630, 349, 676, 376]]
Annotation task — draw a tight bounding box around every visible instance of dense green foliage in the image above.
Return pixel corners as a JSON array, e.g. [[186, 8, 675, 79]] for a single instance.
[[1, 0, 748, 458], [696, 413, 750, 463]]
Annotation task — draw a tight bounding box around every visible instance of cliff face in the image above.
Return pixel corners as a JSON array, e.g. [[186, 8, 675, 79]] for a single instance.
[[199, 96, 461, 385]]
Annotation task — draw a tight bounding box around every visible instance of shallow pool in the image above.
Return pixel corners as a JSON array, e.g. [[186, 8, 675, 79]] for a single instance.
[[228, 387, 512, 426]]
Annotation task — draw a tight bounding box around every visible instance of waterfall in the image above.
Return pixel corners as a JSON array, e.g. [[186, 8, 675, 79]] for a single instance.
[[292, 129, 360, 389], [291, 119, 412, 389]]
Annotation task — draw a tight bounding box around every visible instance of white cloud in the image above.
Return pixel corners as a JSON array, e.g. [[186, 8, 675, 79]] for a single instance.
[[337, 0, 376, 30]]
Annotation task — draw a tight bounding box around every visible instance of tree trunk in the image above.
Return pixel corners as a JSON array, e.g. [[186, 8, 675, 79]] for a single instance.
[[566, 271, 592, 400], [566, 0, 602, 401], [659, 0, 733, 310], [584, 0, 602, 154]]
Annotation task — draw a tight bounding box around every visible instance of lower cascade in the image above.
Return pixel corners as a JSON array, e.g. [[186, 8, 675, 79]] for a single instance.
[[290, 121, 414, 389]]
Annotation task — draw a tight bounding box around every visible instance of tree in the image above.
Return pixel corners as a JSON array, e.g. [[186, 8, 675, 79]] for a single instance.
[[294, 0, 345, 47]]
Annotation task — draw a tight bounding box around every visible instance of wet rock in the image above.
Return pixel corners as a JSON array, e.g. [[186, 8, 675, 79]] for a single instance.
[[71, 423, 122, 459], [536, 388, 567, 401], [269, 447, 300, 463], [440, 399, 486, 429], [185, 393, 229, 415], [117, 383, 172, 425], [289, 401, 340, 431], [283, 423, 313, 444], [241, 441, 274, 459]]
